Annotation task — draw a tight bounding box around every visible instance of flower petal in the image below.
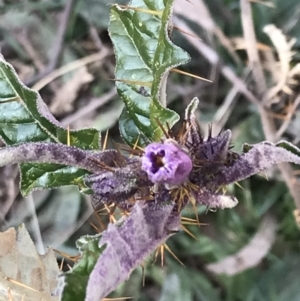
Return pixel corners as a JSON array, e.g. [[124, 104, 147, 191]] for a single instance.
[[142, 141, 192, 185]]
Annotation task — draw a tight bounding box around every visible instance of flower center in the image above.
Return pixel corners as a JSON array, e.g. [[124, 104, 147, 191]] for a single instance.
[[150, 150, 165, 173]]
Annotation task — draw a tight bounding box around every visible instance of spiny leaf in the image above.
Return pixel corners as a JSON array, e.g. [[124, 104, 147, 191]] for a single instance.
[[59, 203, 179, 301], [84, 202, 179, 301], [109, 0, 190, 146], [0, 57, 100, 195]]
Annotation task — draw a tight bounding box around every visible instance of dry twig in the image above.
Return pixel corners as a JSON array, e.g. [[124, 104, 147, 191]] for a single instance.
[[240, 0, 300, 210], [61, 87, 117, 127], [173, 16, 261, 105], [32, 48, 110, 91]]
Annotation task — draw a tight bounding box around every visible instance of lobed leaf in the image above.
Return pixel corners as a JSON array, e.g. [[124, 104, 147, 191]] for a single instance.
[[109, 0, 190, 146], [0, 57, 100, 195]]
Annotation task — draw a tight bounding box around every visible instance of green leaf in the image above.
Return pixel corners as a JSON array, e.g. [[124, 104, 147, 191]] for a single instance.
[[0, 57, 100, 195], [109, 0, 190, 145], [61, 234, 105, 301], [19, 164, 87, 196], [119, 108, 151, 146], [276, 140, 300, 157]]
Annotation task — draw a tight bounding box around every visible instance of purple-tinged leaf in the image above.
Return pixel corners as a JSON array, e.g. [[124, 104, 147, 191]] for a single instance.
[[84, 202, 179, 301], [0, 142, 120, 173], [215, 141, 300, 186], [189, 130, 235, 189], [192, 189, 238, 209], [86, 161, 152, 209], [196, 129, 232, 163], [185, 98, 232, 164]]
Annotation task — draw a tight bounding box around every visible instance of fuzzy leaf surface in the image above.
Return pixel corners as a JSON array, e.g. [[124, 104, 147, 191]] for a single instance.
[[0, 57, 100, 195], [57, 203, 180, 301], [215, 141, 300, 186], [109, 0, 190, 145], [84, 202, 180, 301]]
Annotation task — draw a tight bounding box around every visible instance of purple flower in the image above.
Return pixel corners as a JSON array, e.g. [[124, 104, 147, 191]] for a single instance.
[[141, 141, 193, 185]]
